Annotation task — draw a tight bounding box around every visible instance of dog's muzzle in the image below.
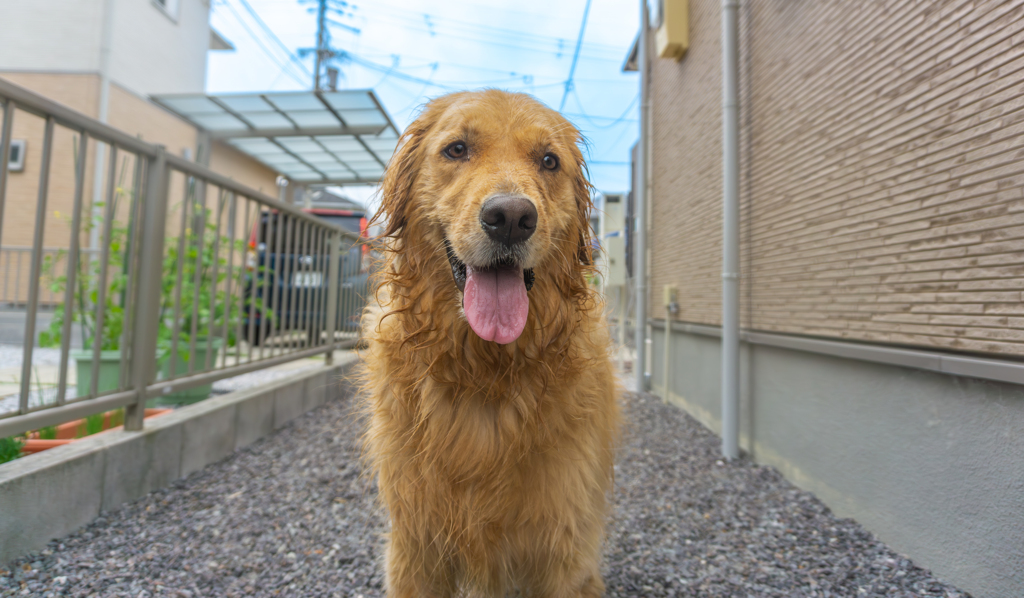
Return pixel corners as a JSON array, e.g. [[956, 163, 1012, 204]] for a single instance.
[[444, 239, 534, 294], [445, 238, 535, 344]]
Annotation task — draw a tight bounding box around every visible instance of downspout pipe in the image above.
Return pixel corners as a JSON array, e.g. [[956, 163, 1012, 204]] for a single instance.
[[635, 0, 649, 393], [721, 0, 741, 460], [91, 0, 116, 255]]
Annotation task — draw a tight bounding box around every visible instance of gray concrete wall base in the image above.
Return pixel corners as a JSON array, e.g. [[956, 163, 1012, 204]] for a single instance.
[[0, 353, 359, 566], [650, 327, 1024, 598]]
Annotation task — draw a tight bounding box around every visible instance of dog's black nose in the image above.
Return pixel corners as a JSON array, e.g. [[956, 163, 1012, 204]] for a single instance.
[[480, 195, 537, 246]]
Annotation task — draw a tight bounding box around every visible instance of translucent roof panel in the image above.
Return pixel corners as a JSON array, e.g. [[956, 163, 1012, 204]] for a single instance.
[[315, 136, 365, 152], [288, 110, 341, 128], [191, 113, 247, 131], [264, 93, 324, 111], [216, 95, 273, 113], [321, 90, 378, 110], [153, 89, 399, 184], [243, 112, 293, 129], [339, 110, 389, 127]]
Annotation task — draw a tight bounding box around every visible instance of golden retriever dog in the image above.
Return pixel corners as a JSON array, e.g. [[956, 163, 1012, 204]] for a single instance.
[[361, 89, 619, 598]]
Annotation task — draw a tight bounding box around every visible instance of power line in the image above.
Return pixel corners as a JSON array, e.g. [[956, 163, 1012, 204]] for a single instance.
[[568, 90, 639, 129], [344, 53, 456, 90], [559, 0, 593, 112], [234, 0, 312, 78], [343, 7, 623, 63], [343, 51, 539, 90], [219, 0, 309, 86], [259, 0, 628, 58]]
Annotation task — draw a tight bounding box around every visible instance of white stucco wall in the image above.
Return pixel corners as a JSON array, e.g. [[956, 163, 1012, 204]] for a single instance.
[[0, 0, 104, 73], [0, 0, 210, 96], [109, 0, 211, 95]]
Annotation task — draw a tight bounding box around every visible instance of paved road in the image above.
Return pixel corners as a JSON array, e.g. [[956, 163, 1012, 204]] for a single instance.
[[0, 308, 82, 349]]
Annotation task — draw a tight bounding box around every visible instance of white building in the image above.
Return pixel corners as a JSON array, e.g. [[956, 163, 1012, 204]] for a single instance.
[[0, 0, 230, 97]]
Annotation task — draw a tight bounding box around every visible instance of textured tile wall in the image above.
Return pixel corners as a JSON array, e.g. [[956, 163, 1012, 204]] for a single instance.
[[649, 0, 1024, 356]]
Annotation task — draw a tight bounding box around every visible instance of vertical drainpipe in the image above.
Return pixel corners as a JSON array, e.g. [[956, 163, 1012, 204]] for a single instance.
[[721, 0, 741, 460], [635, 0, 650, 393], [91, 0, 116, 254]]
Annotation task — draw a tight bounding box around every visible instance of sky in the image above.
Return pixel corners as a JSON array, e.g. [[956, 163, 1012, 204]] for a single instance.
[[205, 0, 640, 211]]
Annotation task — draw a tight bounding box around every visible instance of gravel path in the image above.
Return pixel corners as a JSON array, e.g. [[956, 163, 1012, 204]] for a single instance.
[[0, 389, 970, 597]]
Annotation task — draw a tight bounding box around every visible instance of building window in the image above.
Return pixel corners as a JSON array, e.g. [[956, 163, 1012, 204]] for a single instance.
[[152, 0, 180, 21], [7, 140, 25, 173]]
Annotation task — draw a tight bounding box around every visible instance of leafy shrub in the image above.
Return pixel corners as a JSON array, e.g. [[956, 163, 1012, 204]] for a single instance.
[[0, 436, 23, 464]]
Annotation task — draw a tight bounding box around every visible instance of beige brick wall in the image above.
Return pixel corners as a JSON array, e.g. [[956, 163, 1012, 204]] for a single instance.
[[649, 0, 723, 326], [210, 141, 278, 198], [649, 0, 1024, 357]]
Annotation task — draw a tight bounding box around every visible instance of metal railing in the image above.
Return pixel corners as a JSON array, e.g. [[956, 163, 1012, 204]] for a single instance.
[[0, 77, 367, 438], [0, 247, 97, 306]]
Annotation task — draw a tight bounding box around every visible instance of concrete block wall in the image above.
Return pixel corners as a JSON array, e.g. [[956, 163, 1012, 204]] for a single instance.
[[649, 325, 1024, 598], [0, 355, 358, 566]]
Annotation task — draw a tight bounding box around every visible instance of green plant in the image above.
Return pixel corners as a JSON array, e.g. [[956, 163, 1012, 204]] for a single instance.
[[0, 436, 23, 464], [39, 157, 266, 365], [39, 151, 133, 351], [158, 193, 270, 362], [38, 426, 57, 440], [82, 412, 105, 437]]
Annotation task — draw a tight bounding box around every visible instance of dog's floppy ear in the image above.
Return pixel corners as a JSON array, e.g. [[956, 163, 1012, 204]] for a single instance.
[[375, 94, 463, 240], [376, 125, 426, 240], [570, 138, 596, 267]]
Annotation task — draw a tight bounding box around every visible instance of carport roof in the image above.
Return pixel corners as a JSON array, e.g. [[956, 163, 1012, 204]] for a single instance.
[[152, 90, 400, 185]]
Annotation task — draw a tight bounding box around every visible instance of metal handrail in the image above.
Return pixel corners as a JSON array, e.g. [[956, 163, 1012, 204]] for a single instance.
[[0, 77, 359, 241], [0, 78, 157, 157], [165, 153, 361, 241], [0, 77, 369, 439]]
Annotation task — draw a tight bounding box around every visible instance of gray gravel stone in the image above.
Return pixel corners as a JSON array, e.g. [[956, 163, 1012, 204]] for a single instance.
[[0, 389, 970, 597]]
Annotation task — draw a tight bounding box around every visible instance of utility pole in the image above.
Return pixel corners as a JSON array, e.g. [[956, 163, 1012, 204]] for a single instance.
[[313, 0, 327, 90], [301, 0, 356, 91]]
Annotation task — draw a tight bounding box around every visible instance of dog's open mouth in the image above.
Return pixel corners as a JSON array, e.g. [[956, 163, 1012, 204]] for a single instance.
[[445, 239, 535, 344]]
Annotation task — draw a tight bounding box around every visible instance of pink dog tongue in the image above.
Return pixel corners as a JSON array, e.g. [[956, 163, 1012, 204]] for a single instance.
[[463, 265, 529, 344]]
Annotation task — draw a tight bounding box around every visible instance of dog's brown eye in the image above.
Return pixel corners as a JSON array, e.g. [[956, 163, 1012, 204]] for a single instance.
[[542, 153, 559, 170], [444, 142, 467, 159]]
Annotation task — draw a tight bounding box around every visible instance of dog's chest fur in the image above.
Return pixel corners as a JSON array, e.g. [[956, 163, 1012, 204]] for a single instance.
[[363, 307, 618, 573]]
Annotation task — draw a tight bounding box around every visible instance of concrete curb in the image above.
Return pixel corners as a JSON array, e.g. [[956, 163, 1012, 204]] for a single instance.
[[0, 353, 360, 565]]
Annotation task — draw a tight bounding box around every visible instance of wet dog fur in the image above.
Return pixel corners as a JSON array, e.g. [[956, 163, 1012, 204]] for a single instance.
[[361, 89, 619, 598]]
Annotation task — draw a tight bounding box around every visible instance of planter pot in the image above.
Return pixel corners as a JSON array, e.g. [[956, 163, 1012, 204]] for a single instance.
[[21, 408, 171, 455], [156, 338, 225, 406], [71, 349, 124, 398]]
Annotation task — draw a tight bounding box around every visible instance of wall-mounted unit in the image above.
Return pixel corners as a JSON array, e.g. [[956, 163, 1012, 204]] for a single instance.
[[7, 140, 25, 172], [655, 0, 689, 61]]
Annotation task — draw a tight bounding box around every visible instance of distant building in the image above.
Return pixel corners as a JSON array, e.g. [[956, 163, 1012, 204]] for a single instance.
[[0, 1, 398, 307], [0, 0, 227, 98], [306, 188, 365, 212]]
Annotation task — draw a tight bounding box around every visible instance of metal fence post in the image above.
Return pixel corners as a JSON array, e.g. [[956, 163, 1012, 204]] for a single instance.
[[323, 231, 340, 365], [125, 147, 169, 431], [19, 116, 54, 414]]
